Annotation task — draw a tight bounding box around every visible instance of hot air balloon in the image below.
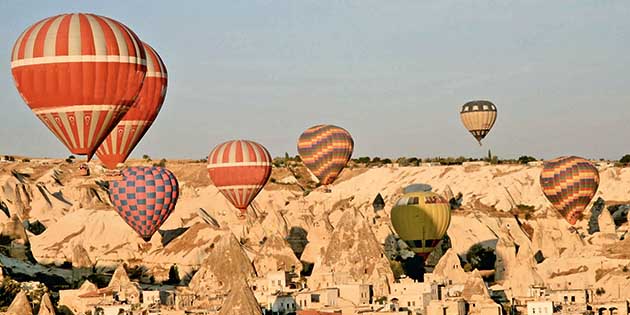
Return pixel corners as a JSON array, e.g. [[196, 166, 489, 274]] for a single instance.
[[460, 100, 497, 145], [109, 166, 179, 241], [391, 191, 451, 260], [96, 43, 168, 169], [297, 124, 354, 187], [540, 156, 599, 225], [207, 140, 272, 217], [11, 13, 147, 159]]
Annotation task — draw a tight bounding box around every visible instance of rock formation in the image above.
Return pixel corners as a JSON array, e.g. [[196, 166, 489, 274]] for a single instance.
[[462, 269, 491, 300], [433, 248, 468, 284], [218, 281, 262, 315], [37, 292, 56, 315], [189, 232, 256, 296], [6, 290, 33, 315], [309, 209, 393, 296], [253, 233, 302, 275]]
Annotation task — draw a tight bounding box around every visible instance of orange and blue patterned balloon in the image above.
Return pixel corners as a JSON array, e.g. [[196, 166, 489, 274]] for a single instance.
[[540, 156, 599, 225], [110, 167, 179, 241], [297, 124, 354, 186]]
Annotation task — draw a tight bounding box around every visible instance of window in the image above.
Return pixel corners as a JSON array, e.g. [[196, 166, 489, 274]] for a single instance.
[[311, 294, 320, 303], [396, 197, 409, 206], [408, 197, 419, 205], [571, 296, 575, 303], [532, 308, 536, 314]]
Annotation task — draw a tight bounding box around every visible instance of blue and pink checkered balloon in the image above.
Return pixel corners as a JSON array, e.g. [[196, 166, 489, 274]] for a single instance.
[[109, 167, 179, 241]]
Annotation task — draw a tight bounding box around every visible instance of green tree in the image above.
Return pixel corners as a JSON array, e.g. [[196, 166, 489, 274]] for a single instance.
[[620, 155, 630, 164], [166, 264, 180, 285], [465, 244, 496, 271], [518, 156, 537, 164]]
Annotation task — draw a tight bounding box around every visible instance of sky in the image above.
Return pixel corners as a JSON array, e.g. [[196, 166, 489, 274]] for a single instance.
[[1, 1, 629, 160]]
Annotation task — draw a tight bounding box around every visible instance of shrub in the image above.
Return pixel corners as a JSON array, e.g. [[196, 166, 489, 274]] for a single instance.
[[153, 159, 167, 167], [620, 155, 630, 164], [466, 244, 496, 271], [518, 156, 537, 164]]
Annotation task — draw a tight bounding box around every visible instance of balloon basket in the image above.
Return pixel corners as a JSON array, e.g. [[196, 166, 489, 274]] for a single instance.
[[104, 170, 124, 181]]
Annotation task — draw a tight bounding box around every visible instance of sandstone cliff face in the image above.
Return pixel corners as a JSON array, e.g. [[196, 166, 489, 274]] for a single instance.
[[188, 232, 256, 296], [253, 233, 302, 275], [300, 214, 334, 265], [37, 292, 56, 315], [309, 209, 393, 297], [6, 290, 33, 315], [433, 248, 468, 284], [218, 282, 262, 315]]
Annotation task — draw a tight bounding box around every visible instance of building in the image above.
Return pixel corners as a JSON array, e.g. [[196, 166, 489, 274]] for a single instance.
[[337, 284, 371, 305], [526, 301, 553, 315], [389, 277, 432, 311], [296, 288, 339, 310], [270, 294, 298, 314], [427, 298, 467, 315]]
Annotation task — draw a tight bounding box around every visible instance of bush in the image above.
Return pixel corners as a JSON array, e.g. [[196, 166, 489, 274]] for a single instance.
[[620, 155, 630, 164], [466, 244, 496, 271], [166, 265, 180, 285], [518, 156, 537, 164], [153, 159, 167, 167], [0, 278, 21, 307], [21, 158, 30, 163]]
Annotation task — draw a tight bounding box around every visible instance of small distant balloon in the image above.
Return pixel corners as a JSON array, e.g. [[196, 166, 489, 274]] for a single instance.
[[540, 156, 599, 225], [460, 100, 497, 145]]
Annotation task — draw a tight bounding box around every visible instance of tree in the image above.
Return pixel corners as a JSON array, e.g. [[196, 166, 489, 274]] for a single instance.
[[465, 244, 496, 271], [620, 155, 630, 164], [142, 154, 151, 161], [518, 156, 537, 164], [166, 264, 180, 285]]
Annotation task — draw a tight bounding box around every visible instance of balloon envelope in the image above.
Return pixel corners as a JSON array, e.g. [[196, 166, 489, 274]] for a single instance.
[[297, 124, 354, 185], [11, 13, 147, 158], [460, 100, 497, 145], [391, 191, 451, 260], [207, 140, 272, 216], [110, 166, 179, 241], [540, 156, 599, 225], [97, 43, 168, 169]]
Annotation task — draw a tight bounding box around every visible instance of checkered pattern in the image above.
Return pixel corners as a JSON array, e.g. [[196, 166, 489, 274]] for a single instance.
[[110, 166, 179, 241]]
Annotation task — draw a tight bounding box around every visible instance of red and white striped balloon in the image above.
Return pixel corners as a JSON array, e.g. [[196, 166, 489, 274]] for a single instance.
[[96, 42, 168, 169], [11, 13, 147, 158], [207, 140, 272, 217]]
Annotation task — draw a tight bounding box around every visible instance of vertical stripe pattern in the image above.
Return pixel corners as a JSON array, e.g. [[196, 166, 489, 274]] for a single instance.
[[109, 167, 179, 241], [460, 100, 497, 145], [540, 156, 600, 225], [96, 43, 168, 169], [207, 140, 272, 216], [10, 13, 147, 158], [297, 124, 354, 185], [391, 192, 451, 259]]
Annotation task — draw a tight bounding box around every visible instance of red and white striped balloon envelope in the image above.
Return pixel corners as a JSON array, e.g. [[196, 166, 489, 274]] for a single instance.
[[10, 13, 147, 159], [96, 42, 167, 169], [207, 140, 272, 217]]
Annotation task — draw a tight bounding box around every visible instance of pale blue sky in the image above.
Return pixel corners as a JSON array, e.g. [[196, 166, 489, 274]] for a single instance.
[[1, 1, 629, 160]]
